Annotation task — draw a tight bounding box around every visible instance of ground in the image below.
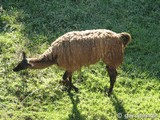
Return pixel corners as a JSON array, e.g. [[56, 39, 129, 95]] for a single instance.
[[0, 0, 160, 120]]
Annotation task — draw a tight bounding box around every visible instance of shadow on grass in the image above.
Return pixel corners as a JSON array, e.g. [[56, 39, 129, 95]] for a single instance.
[[68, 93, 86, 120], [111, 94, 128, 120]]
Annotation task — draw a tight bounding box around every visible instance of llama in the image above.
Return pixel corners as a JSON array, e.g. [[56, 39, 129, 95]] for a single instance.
[[13, 29, 131, 96]]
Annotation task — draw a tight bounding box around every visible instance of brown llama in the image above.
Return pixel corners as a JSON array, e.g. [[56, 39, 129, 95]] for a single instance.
[[13, 29, 131, 96]]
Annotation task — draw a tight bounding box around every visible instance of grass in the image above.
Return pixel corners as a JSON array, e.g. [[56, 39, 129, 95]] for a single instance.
[[0, 0, 160, 119]]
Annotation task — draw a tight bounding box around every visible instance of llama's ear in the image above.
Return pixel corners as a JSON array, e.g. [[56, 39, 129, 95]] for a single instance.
[[22, 52, 26, 59]]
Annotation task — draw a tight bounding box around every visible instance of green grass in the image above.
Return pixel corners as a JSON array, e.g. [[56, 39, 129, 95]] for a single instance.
[[0, 0, 160, 119]]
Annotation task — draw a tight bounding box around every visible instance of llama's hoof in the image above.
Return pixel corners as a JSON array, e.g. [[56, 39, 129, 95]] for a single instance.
[[67, 87, 72, 93], [107, 91, 112, 97], [74, 87, 79, 93]]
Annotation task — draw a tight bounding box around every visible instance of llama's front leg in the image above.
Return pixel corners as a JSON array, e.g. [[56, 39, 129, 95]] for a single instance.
[[106, 66, 118, 97], [68, 74, 78, 92], [60, 71, 70, 87], [60, 71, 78, 92]]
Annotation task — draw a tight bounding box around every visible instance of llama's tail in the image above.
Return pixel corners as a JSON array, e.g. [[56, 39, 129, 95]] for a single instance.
[[119, 32, 131, 47]]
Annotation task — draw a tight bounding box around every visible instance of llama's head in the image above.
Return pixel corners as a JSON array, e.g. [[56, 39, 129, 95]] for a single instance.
[[13, 52, 32, 72]]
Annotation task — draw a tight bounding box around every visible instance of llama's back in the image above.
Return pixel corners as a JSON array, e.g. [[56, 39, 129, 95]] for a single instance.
[[49, 29, 124, 71]]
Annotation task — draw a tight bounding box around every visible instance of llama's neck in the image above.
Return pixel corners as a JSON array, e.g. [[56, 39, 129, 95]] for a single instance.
[[27, 57, 55, 69]]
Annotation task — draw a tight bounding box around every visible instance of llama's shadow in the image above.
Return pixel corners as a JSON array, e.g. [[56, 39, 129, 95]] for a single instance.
[[110, 94, 128, 120], [68, 93, 86, 120]]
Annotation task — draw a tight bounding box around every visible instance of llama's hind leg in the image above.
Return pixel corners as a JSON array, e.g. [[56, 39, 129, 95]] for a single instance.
[[106, 66, 118, 97]]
